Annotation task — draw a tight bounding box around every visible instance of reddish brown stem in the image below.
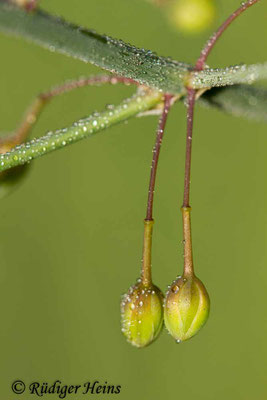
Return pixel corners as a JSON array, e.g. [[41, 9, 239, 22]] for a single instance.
[[196, 0, 260, 71], [181, 0, 260, 275], [142, 94, 172, 286], [141, 219, 154, 287], [146, 94, 172, 220], [2, 75, 137, 150], [40, 75, 137, 101], [181, 207, 194, 277], [183, 0, 260, 206], [183, 88, 196, 208]]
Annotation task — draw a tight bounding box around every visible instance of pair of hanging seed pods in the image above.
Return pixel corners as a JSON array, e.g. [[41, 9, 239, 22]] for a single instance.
[[121, 0, 260, 348], [121, 0, 259, 348], [120, 91, 210, 348], [121, 207, 210, 348]]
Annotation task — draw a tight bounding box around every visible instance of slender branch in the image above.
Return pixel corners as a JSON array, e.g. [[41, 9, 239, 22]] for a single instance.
[[40, 76, 136, 100], [181, 1, 260, 277], [182, 87, 196, 277], [2, 75, 137, 148], [182, 88, 195, 275], [0, 82, 267, 174], [0, 89, 163, 172], [183, 89, 196, 208], [141, 94, 173, 286], [192, 1, 261, 88], [146, 95, 173, 220], [0, 82, 266, 173], [190, 62, 267, 89], [184, 0, 261, 208], [196, 0, 260, 70]]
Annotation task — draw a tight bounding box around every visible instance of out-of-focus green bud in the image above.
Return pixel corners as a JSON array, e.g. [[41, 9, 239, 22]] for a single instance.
[[164, 274, 210, 342], [168, 0, 216, 34], [0, 140, 29, 199], [121, 280, 164, 348]]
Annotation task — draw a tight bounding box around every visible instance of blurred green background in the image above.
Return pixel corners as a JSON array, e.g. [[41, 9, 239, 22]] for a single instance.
[[0, 0, 266, 399]]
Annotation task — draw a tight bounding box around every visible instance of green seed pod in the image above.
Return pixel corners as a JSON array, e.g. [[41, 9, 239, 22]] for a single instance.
[[164, 274, 210, 342], [121, 280, 164, 348]]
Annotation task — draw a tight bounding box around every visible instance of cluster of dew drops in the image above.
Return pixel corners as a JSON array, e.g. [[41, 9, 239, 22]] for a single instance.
[[192, 63, 264, 89], [0, 91, 151, 172], [121, 278, 158, 336], [121, 274, 187, 344]]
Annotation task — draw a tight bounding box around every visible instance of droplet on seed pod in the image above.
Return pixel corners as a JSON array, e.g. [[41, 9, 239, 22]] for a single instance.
[[121, 280, 164, 348], [164, 274, 210, 342]]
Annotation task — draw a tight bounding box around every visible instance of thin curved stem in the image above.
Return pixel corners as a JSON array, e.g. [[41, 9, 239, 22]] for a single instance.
[[183, 89, 196, 208], [184, 0, 260, 206], [196, 0, 260, 71], [146, 94, 173, 221], [182, 1, 259, 275], [141, 94, 173, 286], [0, 75, 137, 150]]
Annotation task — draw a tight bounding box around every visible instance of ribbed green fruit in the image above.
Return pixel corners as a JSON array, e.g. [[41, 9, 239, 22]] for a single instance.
[[121, 280, 164, 348], [164, 275, 210, 342]]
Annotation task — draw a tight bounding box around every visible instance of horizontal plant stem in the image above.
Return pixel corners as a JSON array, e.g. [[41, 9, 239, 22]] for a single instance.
[[0, 2, 266, 93], [0, 1, 190, 94], [0, 83, 267, 174], [190, 63, 267, 89], [0, 89, 163, 172]]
